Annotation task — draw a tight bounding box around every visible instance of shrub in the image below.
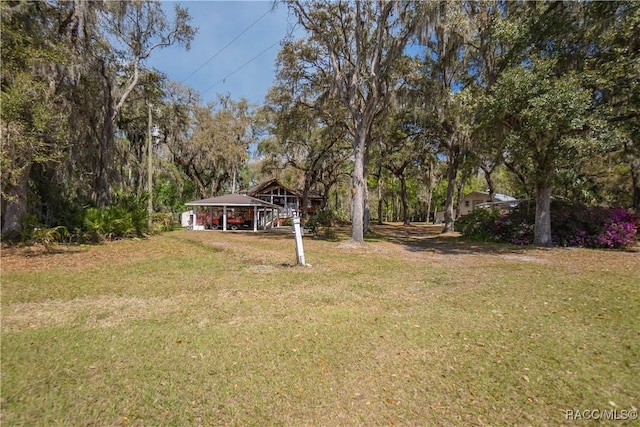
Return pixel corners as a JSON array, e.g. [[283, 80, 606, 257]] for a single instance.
[[2, 192, 152, 246], [454, 208, 501, 241], [18, 214, 41, 244], [494, 203, 536, 245], [548, 203, 638, 249], [333, 209, 351, 225], [32, 226, 70, 249], [306, 210, 334, 229], [81, 192, 149, 242], [152, 212, 174, 233], [306, 209, 340, 240], [0, 214, 70, 250], [594, 208, 639, 249], [458, 201, 638, 249]]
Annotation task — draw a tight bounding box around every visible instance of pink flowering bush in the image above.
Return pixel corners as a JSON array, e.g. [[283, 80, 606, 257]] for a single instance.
[[595, 208, 639, 249], [456, 201, 638, 249]]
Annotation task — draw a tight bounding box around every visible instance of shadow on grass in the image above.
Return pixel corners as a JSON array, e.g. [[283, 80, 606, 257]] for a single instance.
[[163, 224, 555, 257], [363, 223, 548, 256], [205, 222, 540, 256], [207, 223, 548, 256], [0, 243, 88, 258]]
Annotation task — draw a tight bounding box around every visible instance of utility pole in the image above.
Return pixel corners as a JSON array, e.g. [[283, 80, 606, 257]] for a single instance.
[[147, 103, 153, 230]]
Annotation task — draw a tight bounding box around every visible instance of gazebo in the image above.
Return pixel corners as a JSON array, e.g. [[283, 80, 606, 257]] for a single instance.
[[184, 193, 281, 231]]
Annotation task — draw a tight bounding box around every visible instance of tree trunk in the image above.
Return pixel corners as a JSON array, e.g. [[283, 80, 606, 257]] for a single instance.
[[534, 182, 553, 246], [629, 154, 640, 215], [321, 181, 332, 210], [184, 164, 207, 199], [1, 163, 32, 233], [454, 178, 464, 220], [442, 143, 460, 233], [350, 132, 366, 243], [400, 175, 410, 225], [363, 144, 371, 234], [231, 167, 237, 194], [95, 111, 114, 207], [481, 165, 496, 201], [96, 60, 114, 207], [424, 167, 435, 224], [425, 194, 432, 224], [300, 175, 312, 221], [425, 179, 435, 224], [377, 174, 383, 225], [363, 187, 371, 233]]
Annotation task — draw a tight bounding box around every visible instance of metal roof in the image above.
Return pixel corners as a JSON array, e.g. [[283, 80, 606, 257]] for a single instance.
[[185, 194, 281, 209], [465, 191, 516, 202]]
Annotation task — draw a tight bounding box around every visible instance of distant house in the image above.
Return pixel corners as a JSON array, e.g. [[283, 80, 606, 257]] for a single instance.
[[183, 193, 281, 231], [435, 191, 517, 223], [243, 178, 323, 219], [181, 179, 324, 231]]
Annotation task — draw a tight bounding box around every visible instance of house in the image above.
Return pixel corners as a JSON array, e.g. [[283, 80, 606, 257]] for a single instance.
[[435, 191, 517, 223], [243, 178, 323, 220], [183, 193, 281, 231], [459, 191, 517, 216], [181, 179, 324, 231]]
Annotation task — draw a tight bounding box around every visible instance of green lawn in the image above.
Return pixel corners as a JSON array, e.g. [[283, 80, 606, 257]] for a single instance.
[[2, 225, 639, 426]]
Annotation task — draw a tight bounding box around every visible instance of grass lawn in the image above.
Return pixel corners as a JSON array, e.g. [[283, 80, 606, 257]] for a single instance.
[[1, 224, 639, 426]]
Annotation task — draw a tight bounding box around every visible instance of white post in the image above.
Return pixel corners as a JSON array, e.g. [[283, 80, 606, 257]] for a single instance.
[[253, 206, 258, 231], [223, 206, 227, 231], [292, 215, 306, 266]]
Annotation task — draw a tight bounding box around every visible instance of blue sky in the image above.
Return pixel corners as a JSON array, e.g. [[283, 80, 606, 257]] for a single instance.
[[146, 1, 299, 106]]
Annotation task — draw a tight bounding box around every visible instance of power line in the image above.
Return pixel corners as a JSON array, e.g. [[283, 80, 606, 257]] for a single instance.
[[201, 39, 282, 96], [180, 8, 272, 84]]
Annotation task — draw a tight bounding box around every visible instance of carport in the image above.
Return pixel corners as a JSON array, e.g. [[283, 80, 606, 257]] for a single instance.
[[185, 194, 281, 231]]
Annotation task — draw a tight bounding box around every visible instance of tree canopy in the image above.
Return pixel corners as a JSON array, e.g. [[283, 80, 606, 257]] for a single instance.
[[2, 0, 637, 248]]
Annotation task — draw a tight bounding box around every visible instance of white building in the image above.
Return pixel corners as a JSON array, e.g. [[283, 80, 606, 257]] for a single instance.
[[435, 191, 517, 223]]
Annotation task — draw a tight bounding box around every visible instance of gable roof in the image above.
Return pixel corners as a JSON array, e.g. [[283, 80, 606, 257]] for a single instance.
[[185, 193, 280, 209], [245, 178, 298, 197], [245, 178, 323, 200]]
